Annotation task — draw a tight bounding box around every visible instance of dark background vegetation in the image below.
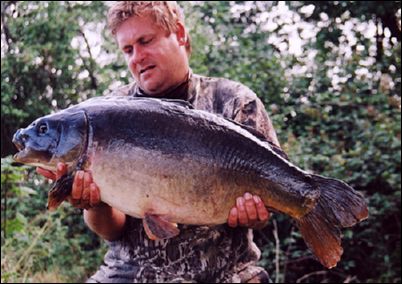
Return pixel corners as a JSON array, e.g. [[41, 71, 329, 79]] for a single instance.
[[1, 1, 400, 282]]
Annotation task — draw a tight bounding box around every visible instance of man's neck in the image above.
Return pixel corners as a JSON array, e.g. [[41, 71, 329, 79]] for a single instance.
[[137, 70, 192, 100]]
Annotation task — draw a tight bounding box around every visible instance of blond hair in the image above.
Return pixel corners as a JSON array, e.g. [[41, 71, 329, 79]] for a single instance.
[[107, 1, 192, 56]]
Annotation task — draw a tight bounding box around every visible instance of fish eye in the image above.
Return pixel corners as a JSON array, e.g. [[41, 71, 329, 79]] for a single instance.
[[38, 123, 48, 135]]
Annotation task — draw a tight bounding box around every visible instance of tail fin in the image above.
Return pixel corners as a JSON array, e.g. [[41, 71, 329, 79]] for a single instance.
[[296, 175, 368, 268]]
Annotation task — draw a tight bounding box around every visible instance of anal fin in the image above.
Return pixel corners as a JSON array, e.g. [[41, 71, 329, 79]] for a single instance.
[[143, 213, 180, 240]]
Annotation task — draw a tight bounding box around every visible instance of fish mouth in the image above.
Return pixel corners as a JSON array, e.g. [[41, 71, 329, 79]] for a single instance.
[[12, 132, 29, 162], [12, 129, 26, 152], [13, 147, 53, 167], [14, 141, 25, 151], [13, 147, 35, 163]]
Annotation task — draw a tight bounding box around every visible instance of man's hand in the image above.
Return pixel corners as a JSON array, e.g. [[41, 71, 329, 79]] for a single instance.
[[37, 163, 126, 241], [36, 163, 102, 210], [227, 192, 270, 229]]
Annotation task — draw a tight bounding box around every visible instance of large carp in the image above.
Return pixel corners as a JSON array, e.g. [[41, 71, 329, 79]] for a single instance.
[[12, 96, 368, 268]]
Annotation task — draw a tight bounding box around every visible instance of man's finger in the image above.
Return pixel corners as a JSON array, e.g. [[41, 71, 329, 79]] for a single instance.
[[254, 195, 270, 221], [72, 171, 84, 199], [80, 173, 92, 209], [244, 192, 258, 222], [83, 172, 93, 199], [228, 207, 238, 228], [36, 167, 56, 180], [56, 163, 68, 180], [89, 183, 101, 207], [236, 197, 248, 225]]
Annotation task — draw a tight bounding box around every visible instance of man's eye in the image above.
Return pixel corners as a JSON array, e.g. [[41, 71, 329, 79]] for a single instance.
[[38, 123, 48, 134], [141, 37, 153, 45], [123, 47, 133, 54]]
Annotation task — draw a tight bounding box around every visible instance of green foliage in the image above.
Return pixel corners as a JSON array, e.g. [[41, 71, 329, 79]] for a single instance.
[[183, 1, 286, 105], [1, 1, 400, 283], [1, 1, 112, 157], [255, 2, 401, 282], [1, 157, 107, 283]]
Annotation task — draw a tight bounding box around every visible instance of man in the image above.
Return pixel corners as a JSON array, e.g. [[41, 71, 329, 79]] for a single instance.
[[37, 2, 280, 282]]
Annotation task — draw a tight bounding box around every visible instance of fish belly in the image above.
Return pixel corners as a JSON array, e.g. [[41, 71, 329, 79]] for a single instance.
[[89, 144, 255, 225]]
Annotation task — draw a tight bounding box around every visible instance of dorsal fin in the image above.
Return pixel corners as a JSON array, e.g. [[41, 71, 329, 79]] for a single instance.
[[124, 96, 195, 110], [158, 98, 289, 160], [107, 95, 288, 159]]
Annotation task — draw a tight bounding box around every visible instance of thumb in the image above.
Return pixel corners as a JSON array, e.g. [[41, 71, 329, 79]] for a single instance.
[[36, 167, 57, 181]]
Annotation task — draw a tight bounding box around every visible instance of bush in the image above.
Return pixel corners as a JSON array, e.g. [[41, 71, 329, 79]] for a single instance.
[[1, 157, 107, 283]]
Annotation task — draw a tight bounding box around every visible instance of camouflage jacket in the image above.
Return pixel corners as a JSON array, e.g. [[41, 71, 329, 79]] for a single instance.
[[86, 72, 277, 283]]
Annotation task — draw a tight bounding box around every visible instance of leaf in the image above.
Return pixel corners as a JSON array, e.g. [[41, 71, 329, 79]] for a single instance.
[[18, 186, 38, 196]]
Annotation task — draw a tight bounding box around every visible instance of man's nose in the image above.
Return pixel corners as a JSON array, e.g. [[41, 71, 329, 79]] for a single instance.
[[130, 45, 146, 66]]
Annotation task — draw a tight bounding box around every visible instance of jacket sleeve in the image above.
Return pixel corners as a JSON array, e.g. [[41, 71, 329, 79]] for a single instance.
[[230, 84, 281, 148]]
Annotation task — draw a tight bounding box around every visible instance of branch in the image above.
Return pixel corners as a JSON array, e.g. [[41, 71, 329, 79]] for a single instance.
[[282, 225, 295, 281], [1, 1, 17, 50], [380, 12, 401, 43], [296, 270, 328, 283], [272, 219, 282, 283], [78, 28, 98, 90]]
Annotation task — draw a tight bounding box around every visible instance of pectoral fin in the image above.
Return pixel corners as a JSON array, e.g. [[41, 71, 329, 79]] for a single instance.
[[47, 174, 74, 211], [143, 213, 180, 240]]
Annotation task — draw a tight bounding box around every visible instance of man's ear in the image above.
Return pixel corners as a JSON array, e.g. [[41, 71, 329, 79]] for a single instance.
[[176, 21, 187, 46]]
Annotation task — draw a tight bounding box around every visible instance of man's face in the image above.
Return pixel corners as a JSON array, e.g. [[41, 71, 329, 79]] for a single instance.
[[115, 15, 189, 95]]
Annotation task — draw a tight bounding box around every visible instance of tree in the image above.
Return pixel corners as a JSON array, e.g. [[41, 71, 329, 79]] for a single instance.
[[1, 1, 400, 282], [288, 1, 401, 61], [1, 1, 116, 157]]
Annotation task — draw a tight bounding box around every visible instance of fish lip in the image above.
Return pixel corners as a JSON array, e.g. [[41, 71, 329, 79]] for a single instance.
[[13, 147, 52, 166], [13, 147, 29, 163], [12, 131, 26, 151], [14, 141, 25, 151]]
